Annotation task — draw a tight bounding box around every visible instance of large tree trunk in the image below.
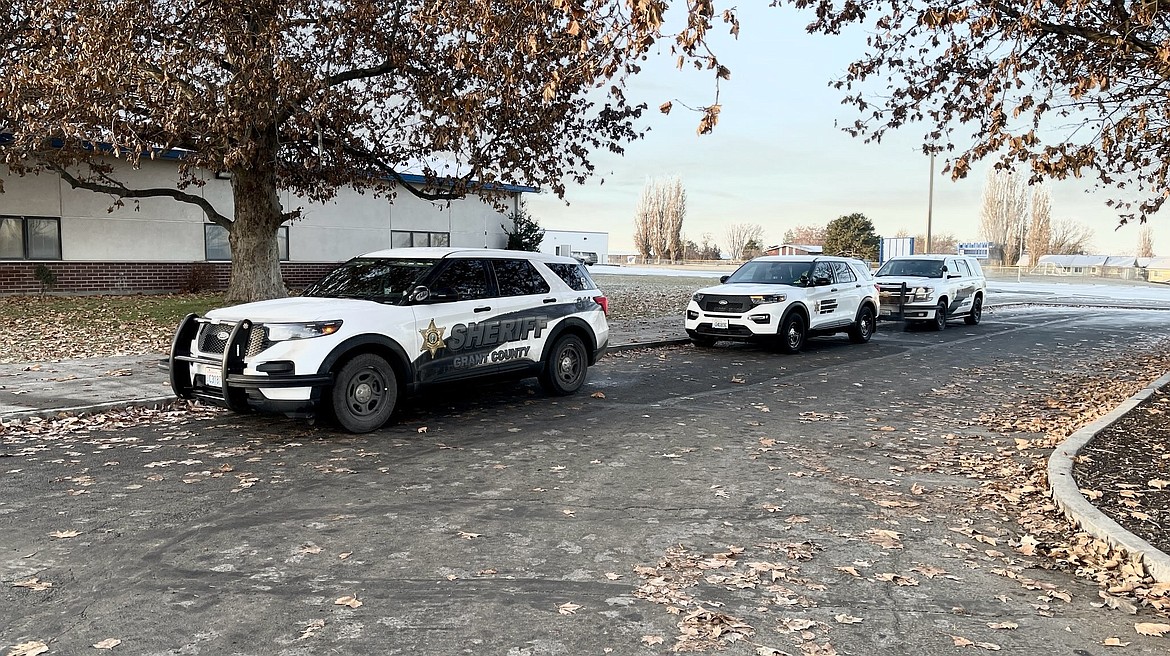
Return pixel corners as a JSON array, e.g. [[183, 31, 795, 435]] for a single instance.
[[224, 133, 287, 304]]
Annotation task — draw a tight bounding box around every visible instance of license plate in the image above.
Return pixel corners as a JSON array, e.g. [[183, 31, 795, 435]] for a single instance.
[[712, 318, 729, 329], [880, 309, 893, 317], [198, 365, 222, 388]]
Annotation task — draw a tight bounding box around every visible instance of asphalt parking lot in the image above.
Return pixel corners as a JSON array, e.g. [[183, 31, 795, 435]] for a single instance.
[[3, 306, 1170, 655]]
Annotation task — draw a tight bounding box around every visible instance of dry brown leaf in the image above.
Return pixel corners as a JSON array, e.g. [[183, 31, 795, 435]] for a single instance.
[[7, 641, 49, 656], [642, 635, 664, 646], [987, 622, 1018, 630], [49, 529, 81, 538], [557, 602, 581, 615], [952, 636, 974, 647], [1148, 479, 1170, 490], [835, 566, 860, 578], [605, 572, 622, 580], [1135, 622, 1170, 637], [12, 577, 52, 591], [1103, 637, 1130, 647], [865, 528, 904, 549], [590, 391, 606, 398], [334, 595, 362, 608], [457, 531, 481, 539], [93, 638, 121, 649], [834, 614, 863, 624]]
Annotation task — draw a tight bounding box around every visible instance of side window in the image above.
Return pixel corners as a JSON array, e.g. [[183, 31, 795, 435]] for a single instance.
[[812, 261, 834, 284], [944, 258, 959, 277], [494, 259, 551, 296], [546, 262, 597, 291], [968, 258, 985, 278], [431, 259, 490, 301], [955, 259, 972, 277], [831, 261, 856, 283], [849, 262, 873, 281]]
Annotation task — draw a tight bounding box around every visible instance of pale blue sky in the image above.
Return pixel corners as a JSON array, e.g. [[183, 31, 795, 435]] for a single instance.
[[526, 5, 1163, 256]]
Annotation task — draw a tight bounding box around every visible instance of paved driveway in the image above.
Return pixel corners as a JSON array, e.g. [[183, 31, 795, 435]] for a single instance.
[[3, 306, 1169, 655]]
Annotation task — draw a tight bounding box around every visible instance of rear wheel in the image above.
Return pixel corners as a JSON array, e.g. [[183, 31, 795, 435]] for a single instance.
[[539, 334, 588, 395], [331, 354, 397, 433], [778, 313, 807, 354], [965, 295, 983, 325], [849, 305, 876, 344], [931, 299, 948, 331]]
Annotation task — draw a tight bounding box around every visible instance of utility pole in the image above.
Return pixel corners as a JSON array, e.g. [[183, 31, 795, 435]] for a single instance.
[[926, 150, 935, 253]]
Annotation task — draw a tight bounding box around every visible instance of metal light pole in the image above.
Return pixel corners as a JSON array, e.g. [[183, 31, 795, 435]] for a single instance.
[[926, 150, 935, 254]]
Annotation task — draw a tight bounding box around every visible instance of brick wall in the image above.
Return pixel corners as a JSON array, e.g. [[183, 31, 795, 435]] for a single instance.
[[0, 261, 340, 295]]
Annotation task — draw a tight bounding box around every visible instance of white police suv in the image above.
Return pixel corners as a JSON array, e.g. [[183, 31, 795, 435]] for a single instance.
[[170, 248, 609, 433], [874, 254, 987, 330], [684, 255, 879, 352]]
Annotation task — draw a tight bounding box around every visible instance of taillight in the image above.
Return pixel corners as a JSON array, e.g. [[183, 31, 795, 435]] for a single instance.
[[593, 295, 608, 315]]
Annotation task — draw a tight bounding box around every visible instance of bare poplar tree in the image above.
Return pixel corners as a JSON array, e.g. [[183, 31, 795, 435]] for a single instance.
[[979, 170, 1029, 265], [1049, 220, 1094, 255], [633, 184, 654, 260], [663, 177, 687, 262], [725, 223, 764, 261], [1137, 225, 1155, 258], [1026, 185, 1053, 266]]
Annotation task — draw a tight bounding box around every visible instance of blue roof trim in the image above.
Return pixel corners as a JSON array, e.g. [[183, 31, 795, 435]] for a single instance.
[[1, 133, 539, 194]]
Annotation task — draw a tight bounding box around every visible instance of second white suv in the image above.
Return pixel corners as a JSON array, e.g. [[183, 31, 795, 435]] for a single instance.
[[684, 256, 879, 353], [874, 254, 987, 329]]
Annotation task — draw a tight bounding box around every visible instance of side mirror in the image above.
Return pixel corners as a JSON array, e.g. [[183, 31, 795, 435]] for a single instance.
[[719, 275, 729, 283], [409, 285, 431, 303]]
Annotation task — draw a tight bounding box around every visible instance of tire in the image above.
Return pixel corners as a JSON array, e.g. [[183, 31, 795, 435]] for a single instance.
[[539, 334, 589, 395], [849, 305, 876, 344], [691, 335, 716, 348], [331, 353, 398, 433], [778, 312, 807, 354], [965, 295, 983, 325], [931, 299, 948, 331]]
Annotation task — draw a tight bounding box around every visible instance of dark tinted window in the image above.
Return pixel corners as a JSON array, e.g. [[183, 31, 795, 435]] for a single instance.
[[725, 260, 812, 285], [494, 259, 551, 296], [831, 261, 856, 283], [304, 257, 435, 300], [812, 261, 834, 284], [432, 259, 491, 300], [546, 262, 597, 291]]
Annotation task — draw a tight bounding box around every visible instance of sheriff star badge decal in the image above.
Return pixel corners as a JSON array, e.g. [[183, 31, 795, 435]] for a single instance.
[[419, 319, 447, 358]]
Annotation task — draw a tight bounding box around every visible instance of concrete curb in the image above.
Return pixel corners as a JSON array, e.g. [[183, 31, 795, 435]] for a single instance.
[[1047, 370, 1170, 583], [1, 396, 178, 423], [607, 337, 692, 353]]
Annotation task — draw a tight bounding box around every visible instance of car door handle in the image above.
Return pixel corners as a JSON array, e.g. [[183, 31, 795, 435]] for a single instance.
[[474, 306, 492, 313], [543, 297, 557, 304]]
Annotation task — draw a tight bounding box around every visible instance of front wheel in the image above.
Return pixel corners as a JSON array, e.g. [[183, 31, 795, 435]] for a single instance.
[[849, 306, 876, 344], [930, 300, 948, 331], [965, 295, 983, 325], [331, 354, 398, 433], [778, 313, 807, 354], [539, 334, 589, 395]]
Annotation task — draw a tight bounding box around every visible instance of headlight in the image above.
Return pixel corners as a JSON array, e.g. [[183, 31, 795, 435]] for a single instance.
[[263, 321, 344, 342], [911, 287, 934, 301], [750, 294, 786, 305], [692, 293, 705, 303]]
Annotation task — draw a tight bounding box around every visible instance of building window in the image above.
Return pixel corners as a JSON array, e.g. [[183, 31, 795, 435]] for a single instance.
[[391, 230, 450, 248], [0, 216, 62, 260], [205, 224, 289, 261]]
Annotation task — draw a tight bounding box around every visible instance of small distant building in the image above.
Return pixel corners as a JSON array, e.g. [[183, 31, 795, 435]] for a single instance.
[[1146, 257, 1170, 284], [764, 244, 823, 256], [1032, 255, 1110, 276], [539, 229, 608, 265]]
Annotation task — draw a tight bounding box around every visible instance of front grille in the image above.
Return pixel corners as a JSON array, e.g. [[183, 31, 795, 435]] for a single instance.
[[195, 321, 269, 357], [700, 295, 752, 313]]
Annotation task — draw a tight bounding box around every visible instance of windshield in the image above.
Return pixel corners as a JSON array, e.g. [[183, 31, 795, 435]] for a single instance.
[[875, 259, 945, 278], [304, 258, 437, 301], [723, 261, 813, 286]]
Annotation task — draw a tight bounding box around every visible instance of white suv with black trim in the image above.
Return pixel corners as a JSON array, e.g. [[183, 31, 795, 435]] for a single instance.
[[684, 255, 880, 353], [170, 248, 609, 433], [874, 254, 987, 330]]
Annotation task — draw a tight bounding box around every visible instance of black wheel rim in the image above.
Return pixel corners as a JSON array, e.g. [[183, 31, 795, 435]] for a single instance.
[[786, 319, 804, 349], [973, 300, 982, 321], [556, 342, 584, 386], [936, 304, 947, 329], [346, 367, 386, 417], [860, 310, 874, 339]]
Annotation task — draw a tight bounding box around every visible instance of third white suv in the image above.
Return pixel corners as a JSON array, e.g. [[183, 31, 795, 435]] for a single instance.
[[684, 256, 879, 353], [874, 254, 987, 329]]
